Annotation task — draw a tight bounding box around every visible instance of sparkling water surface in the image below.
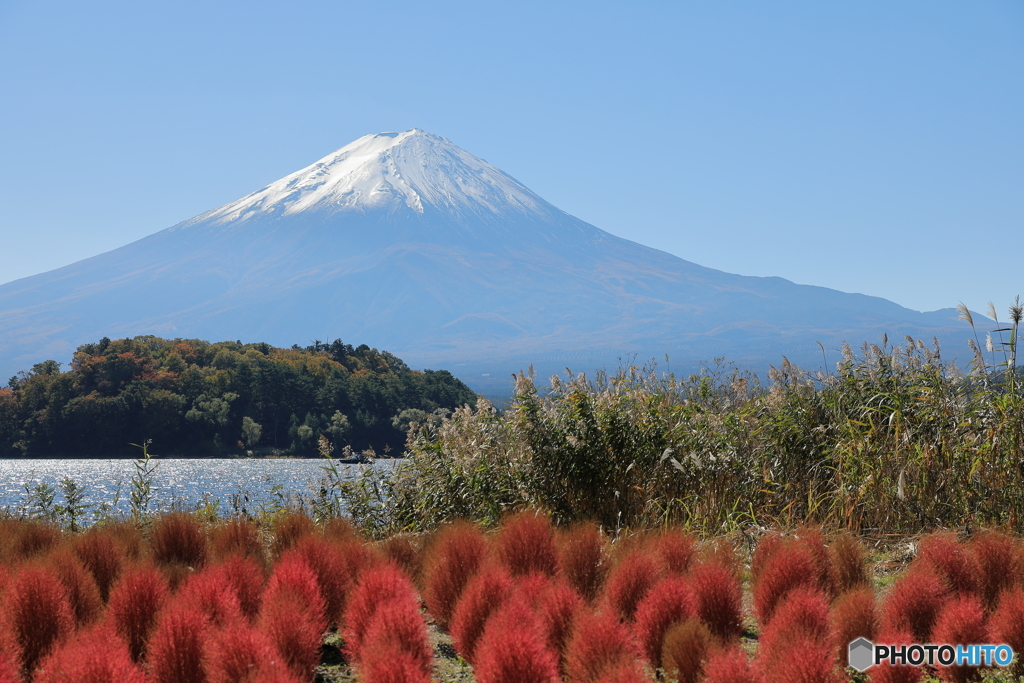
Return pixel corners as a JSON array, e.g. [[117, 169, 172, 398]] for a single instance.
[[0, 458, 394, 518]]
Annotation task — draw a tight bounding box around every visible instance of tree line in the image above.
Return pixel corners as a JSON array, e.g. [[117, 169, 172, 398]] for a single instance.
[[0, 336, 478, 457]]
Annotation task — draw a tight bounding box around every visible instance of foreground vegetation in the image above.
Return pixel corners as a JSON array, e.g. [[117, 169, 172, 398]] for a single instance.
[[4, 303, 1023, 681], [356, 331, 1024, 537], [2, 511, 1024, 683], [0, 336, 477, 457]]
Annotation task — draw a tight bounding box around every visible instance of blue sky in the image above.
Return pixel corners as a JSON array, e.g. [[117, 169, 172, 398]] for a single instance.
[[1, 1, 1021, 315]]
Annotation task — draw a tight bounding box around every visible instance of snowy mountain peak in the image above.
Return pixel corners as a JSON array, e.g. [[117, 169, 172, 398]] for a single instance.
[[195, 129, 549, 225]]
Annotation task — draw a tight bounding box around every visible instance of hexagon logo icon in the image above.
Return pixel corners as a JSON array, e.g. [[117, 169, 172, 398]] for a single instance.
[[848, 637, 874, 672]]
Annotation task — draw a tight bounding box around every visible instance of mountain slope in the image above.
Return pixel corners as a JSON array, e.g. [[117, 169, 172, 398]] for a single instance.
[[0, 129, 970, 391]]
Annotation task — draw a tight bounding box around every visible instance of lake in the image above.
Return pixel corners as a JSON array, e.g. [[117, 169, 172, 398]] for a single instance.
[[0, 458, 396, 520]]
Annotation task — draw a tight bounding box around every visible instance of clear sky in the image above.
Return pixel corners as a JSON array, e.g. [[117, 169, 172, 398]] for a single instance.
[[1, 1, 1021, 316]]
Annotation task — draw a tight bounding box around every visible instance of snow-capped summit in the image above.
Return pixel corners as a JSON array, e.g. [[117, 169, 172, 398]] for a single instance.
[[192, 129, 549, 226]]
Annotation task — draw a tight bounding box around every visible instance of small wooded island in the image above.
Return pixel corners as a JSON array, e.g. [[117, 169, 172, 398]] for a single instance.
[[0, 336, 477, 458]]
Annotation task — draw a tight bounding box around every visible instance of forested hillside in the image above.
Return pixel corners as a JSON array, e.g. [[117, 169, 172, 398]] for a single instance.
[[0, 336, 477, 457]]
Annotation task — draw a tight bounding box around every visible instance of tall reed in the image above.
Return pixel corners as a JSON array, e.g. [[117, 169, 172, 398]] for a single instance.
[[363, 337, 1024, 535]]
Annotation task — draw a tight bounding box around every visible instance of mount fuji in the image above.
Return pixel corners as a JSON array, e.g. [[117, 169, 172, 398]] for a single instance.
[[0, 129, 970, 392]]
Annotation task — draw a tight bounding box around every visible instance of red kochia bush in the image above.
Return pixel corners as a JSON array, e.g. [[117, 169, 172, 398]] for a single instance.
[[504, 573, 577, 661], [344, 563, 421, 663], [106, 563, 169, 662], [829, 532, 870, 594], [473, 596, 560, 683], [513, 572, 554, 607], [702, 647, 765, 683], [651, 529, 697, 575], [321, 516, 359, 543], [831, 586, 878, 660], [970, 530, 1020, 611], [34, 624, 145, 683], [700, 538, 742, 577], [590, 663, 647, 683], [602, 549, 661, 623], [868, 630, 923, 683], [262, 553, 326, 626], [795, 527, 838, 598], [252, 670, 302, 683], [691, 561, 744, 640], [450, 563, 514, 664], [758, 587, 834, 683], [151, 512, 208, 569], [147, 606, 209, 683], [176, 568, 245, 628], [759, 586, 831, 653], [751, 541, 817, 627], [335, 537, 380, 586], [758, 641, 842, 683], [918, 533, 979, 597], [209, 516, 267, 565], [556, 523, 610, 603], [495, 510, 559, 577], [210, 554, 265, 622], [49, 549, 103, 626], [358, 647, 431, 683], [206, 623, 292, 683], [0, 628, 21, 683], [930, 595, 988, 683], [291, 537, 349, 629], [990, 588, 1024, 678], [73, 529, 124, 602], [102, 522, 143, 561], [3, 565, 74, 677], [352, 561, 432, 678], [423, 521, 489, 630], [270, 512, 316, 557], [380, 534, 422, 580], [750, 532, 785, 585], [633, 576, 696, 668], [259, 554, 327, 681], [358, 599, 433, 678], [661, 619, 713, 683], [259, 597, 323, 682], [563, 609, 638, 683], [880, 567, 948, 643], [11, 522, 62, 561], [532, 580, 584, 668]]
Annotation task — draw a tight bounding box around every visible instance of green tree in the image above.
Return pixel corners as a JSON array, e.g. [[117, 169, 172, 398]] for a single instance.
[[241, 416, 262, 448]]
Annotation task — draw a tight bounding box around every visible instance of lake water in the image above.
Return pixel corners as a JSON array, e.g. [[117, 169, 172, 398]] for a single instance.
[[0, 458, 395, 519]]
